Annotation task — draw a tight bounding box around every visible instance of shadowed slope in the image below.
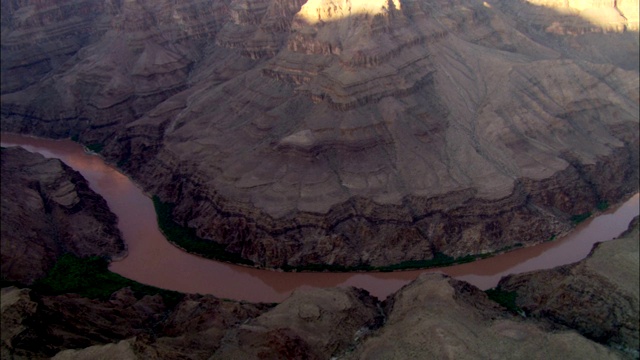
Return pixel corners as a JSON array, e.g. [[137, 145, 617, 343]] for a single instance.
[[1, 0, 638, 268]]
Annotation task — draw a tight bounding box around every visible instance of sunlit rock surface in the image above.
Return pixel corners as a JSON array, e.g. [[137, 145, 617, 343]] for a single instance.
[[522, 0, 639, 31], [1, 0, 638, 267]]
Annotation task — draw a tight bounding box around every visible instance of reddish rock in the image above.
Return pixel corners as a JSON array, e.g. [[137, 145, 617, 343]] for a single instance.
[[1, 147, 126, 284], [499, 217, 640, 355], [1, 0, 638, 268]]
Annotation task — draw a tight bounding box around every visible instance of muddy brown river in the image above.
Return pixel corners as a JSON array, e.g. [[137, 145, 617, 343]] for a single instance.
[[2, 132, 639, 303]]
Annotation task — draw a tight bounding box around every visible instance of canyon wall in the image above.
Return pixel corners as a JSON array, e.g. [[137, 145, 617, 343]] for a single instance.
[[1, 0, 638, 268], [2, 274, 631, 359], [0, 147, 126, 284], [499, 217, 640, 356], [1, 153, 637, 358]]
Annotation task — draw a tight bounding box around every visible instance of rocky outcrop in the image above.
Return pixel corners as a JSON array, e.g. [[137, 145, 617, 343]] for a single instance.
[[504, 0, 639, 32], [0, 287, 38, 359], [1, 0, 638, 268], [345, 274, 622, 359], [0, 147, 126, 284], [212, 286, 382, 359], [498, 217, 640, 357], [495, 0, 640, 70], [2, 176, 637, 359], [2, 273, 628, 359], [0, 286, 271, 358]]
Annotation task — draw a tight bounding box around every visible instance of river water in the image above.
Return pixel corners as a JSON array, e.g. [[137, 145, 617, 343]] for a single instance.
[[2, 132, 638, 303]]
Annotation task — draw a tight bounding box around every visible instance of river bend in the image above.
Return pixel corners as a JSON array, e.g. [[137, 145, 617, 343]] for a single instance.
[[2, 133, 638, 303]]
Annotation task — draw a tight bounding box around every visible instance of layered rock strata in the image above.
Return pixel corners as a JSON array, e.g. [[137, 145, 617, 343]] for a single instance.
[[495, 0, 640, 70], [0, 0, 107, 94], [345, 274, 623, 360], [1, 274, 629, 359], [503, 0, 639, 33], [211, 286, 383, 359], [1, 0, 639, 268], [498, 217, 640, 356], [0, 147, 126, 284], [2, 179, 637, 359]]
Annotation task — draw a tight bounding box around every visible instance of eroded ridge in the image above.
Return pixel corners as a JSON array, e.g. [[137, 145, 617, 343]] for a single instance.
[[1, 0, 638, 267]]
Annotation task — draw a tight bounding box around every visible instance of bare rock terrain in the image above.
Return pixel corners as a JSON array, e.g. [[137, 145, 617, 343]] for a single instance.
[[1, 286, 271, 359], [211, 286, 383, 359], [0, 147, 126, 284], [345, 274, 622, 360], [2, 197, 636, 358], [498, 216, 640, 357], [1, 117, 637, 358], [2, 273, 632, 359], [1, 0, 638, 267]]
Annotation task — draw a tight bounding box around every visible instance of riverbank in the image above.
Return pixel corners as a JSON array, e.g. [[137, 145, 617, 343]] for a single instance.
[[5, 215, 638, 360], [2, 133, 638, 358], [153, 189, 633, 273], [2, 132, 639, 303]]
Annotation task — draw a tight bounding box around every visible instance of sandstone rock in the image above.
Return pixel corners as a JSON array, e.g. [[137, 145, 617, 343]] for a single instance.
[[0, 147, 126, 284], [495, 0, 640, 69], [498, 217, 640, 356], [2, 271, 632, 359], [1, 0, 638, 268], [52, 339, 138, 360], [1, 287, 38, 358], [346, 273, 622, 360], [0, 286, 271, 359], [520, 0, 638, 31], [212, 286, 382, 359]]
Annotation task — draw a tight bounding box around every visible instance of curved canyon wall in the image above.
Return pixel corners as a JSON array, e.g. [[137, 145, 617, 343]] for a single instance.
[[0, 147, 126, 284], [1, 0, 638, 268], [3, 198, 637, 358]]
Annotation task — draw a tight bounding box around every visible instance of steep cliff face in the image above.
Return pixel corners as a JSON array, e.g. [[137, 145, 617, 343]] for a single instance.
[[0, 147, 126, 284], [1, 0, 638, 268], [510, 0, 639, 32], [1, 161, 636, 359], [495, 0, 640, 70], [498, 217, 640, 356]]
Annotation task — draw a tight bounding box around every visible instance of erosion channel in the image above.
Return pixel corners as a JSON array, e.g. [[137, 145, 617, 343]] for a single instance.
[[2, 132, 638, 303]]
